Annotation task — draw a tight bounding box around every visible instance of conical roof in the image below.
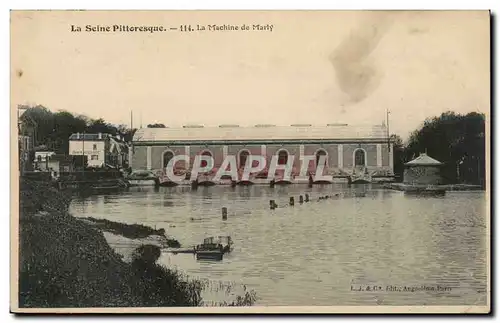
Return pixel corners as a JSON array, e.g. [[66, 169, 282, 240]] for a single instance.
[[404, 153, 443, 166]]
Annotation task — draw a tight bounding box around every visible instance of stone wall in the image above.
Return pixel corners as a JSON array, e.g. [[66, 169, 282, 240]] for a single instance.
[[131, 146, 147, 170], [403, 166, 443, 185]]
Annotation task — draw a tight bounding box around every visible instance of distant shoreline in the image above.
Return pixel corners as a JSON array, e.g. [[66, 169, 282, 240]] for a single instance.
[[385, 183, 484, 191]]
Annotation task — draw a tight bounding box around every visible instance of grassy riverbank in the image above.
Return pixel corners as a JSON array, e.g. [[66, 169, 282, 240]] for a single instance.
[[18, 179, 256, 307], [82, 217, 181, 248]]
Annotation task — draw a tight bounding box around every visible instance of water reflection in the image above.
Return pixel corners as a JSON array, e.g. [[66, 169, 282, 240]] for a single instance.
[[163, 200, 174, 208], [68, 185, 487, 306]]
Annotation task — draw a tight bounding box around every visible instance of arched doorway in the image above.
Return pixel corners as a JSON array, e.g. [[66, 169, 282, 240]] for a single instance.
[[163, 150, 175, 169], [277, 149, 288, 165], [239, 150, 250, 168], [315, 149, 328, 167], [354, 149, 366, 166], [200, 150, 213, 168]]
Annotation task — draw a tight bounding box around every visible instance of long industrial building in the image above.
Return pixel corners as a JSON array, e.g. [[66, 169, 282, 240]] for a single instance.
[[130, 123, 395, 184]]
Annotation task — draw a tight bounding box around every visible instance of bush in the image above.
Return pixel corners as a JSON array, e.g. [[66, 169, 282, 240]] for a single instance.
[[18, 179, 256, 308], [130, 244, 203, 306], [82, 217, 181, 247], [19, 178, 71, 217], [19, 214, 138, 307]]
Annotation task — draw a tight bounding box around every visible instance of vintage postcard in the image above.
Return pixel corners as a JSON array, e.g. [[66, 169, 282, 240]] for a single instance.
[[10, 10, 490, 314]]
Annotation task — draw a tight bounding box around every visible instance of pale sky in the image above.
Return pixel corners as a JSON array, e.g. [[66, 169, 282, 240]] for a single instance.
[[11, 10, 490, 140]]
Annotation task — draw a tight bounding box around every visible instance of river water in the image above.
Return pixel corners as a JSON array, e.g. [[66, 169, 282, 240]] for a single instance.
[[69, 184, 488, 306]]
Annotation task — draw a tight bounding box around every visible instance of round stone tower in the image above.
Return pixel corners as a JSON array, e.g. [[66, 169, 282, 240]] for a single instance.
[[403, 153, 444, 185]]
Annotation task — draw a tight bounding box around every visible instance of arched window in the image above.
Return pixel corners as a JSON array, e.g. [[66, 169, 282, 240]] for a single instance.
[[163, 151, 174, 169], [315, 149, 328, 167], [277, 150, 288, 165], [239, 150, 250, 168], [200, 150, 212, 168], [354, 149, 366, 166]]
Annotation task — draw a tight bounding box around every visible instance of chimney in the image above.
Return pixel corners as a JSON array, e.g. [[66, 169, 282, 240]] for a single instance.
[[98, 133, 102, 139]]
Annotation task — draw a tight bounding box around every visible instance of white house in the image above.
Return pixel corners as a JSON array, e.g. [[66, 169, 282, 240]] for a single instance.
[[69, 133, 129, 168], [69, 133, 107, 167]]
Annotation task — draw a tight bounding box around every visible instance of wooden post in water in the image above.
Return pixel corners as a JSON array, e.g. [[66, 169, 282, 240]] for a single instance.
[[305, 193, 309, 202], [222, 207, 228, 220], [308, 174, 313, 188], [299, 195, 304, 204], [289, 196, 295, 206], [269, 200, 276, 210], [270, 179, 275, 188]]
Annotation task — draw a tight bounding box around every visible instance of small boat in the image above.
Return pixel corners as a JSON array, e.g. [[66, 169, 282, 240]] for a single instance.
[[196, 250, 224, 261], [126, 170, 159, 186], [195, 236, 233, 261]]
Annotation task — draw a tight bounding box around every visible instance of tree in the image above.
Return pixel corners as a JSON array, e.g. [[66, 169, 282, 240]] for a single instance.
[[116, 125, 137, 142], [18, 105, 136, 154], [390, 134, 405, 181], [87, 118, 118, 135], [147, 123, 166, 128], [121, 128, 137, 143], [19, 105, 54, 147], [51, 111, 87, 153], [405, 111, 485, 184]]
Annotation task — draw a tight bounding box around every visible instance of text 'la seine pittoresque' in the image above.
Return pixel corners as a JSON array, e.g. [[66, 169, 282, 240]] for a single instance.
[[70, 24, 274, 33]]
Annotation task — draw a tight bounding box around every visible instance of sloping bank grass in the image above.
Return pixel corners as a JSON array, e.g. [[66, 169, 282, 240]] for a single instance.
[[81, 217, 181, 248], [18, 179, 256, 307]]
